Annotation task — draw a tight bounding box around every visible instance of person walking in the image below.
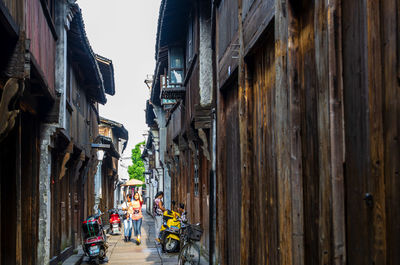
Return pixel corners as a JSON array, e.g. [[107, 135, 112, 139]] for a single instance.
[[153, 191, 165, 242], [121, 194, 133, 242], [131, 191, 144, 244]]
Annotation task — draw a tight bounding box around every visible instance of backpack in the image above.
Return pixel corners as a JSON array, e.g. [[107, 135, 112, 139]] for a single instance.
[[153, 198, 163, 216], [153, 199, 158, 215]]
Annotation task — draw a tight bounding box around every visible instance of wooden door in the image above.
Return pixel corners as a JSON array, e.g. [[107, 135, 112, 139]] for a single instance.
[[247, 30, 279, 265], [223, 82, 241, 265], [21, 112, 40, 265]]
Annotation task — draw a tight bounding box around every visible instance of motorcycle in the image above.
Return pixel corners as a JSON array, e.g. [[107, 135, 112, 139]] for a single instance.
[[108, 208, 122, 235], [82, 206, 108, 264], [159, 202, 186, 253]]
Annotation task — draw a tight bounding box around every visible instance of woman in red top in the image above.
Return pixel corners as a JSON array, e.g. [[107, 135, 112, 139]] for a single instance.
[[131, 191, 143, 244]]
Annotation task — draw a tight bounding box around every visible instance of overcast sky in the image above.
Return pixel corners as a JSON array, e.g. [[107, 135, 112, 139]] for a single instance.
[[78, 0, 159, 166]]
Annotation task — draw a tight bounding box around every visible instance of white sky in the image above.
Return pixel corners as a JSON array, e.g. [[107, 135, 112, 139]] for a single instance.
[[77, 1, 159, 164]]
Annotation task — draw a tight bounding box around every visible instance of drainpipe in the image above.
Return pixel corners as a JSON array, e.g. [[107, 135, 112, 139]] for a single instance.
[[210, 1, 217, 264], [210, 108, 217, 265]]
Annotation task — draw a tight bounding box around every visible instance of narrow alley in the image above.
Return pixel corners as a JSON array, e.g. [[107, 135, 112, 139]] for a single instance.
[[1, 0, 400, 264], [80, 208, 162, 265], [75, 207, 205, 265]]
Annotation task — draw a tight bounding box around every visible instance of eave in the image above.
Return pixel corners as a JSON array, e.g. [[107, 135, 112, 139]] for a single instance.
[[67, 7, 107, 104], [96, 54, 115, 96], [100, 117, 129, 141]]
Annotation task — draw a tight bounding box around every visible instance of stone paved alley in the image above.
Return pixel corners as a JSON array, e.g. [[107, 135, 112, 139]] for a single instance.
[[78, 206, 206, 265]]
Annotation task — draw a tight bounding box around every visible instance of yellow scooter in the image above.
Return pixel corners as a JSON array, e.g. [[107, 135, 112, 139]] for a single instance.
[[159, 204, 182, 252]]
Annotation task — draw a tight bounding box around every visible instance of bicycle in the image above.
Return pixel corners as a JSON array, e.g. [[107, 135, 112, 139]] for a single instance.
[[178, 223, 203, 265]]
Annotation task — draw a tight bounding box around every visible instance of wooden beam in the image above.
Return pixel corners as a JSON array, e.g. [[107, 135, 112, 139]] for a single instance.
[[381, 0, 400, 263], [16, 115, 22, 265], [287, 2, 305, 263], [238, 0, 251, 264], [366, 0, 387, 262], [314, 0, 333, 263], [275, 1, 294, 264], [39, 0, 58, 40], [326, 1, 346, 263], [0, 0, 19, 38]]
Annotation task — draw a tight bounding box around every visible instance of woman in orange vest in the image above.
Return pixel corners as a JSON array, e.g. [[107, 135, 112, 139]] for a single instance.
[[131, 191, 143, 244]]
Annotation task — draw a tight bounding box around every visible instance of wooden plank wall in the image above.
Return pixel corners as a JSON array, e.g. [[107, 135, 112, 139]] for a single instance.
[[21, 112, 40, 265], [164, 1, 211, 255], [25, 0, 56, 93], [216, 77, 241, 265], [0, 124, 18, 264], [245, 30, 278, 265], [1, 0, 24, 26], [342, 0, 399, 263], [215, 0, 400, 264], [48, 64, 101, 261]]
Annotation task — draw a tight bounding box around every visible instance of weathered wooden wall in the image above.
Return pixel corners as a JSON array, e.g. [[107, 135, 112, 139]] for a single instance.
[[0, 111, 41, 265], [223, 82, 241, 265], [164, 1, 211, 253], [50, 64, 100, 262], [0, 124, 18, 265], [21, 112, 40, 265], [246, 29, 278, 265], [26, 0, 56, 94], [68, 65, 98, 154], [215, 0, 400, 264], [1, 0, 24, 26]]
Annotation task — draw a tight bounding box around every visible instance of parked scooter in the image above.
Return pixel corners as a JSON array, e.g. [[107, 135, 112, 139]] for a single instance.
[[108, 208, 122, 235], [82, 206, 108, 264], [159, 202, 186, 253]]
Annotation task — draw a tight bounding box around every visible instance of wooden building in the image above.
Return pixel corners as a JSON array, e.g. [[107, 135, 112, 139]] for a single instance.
[[213, 0, 400, 264], [48, 6, 117, 264], [145, 0, 213, 255], [145, 0, 400, 264], [143, 100, 158, 212], [97, 117, 128, 223], [0, 1, 118, 264], [0, 0, 57, 264]]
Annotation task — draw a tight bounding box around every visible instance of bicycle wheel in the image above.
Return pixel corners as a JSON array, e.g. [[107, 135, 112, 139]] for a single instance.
[[178, 242, 200, 265]]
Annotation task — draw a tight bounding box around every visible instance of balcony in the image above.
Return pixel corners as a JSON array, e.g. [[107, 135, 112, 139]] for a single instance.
[[160, 74, 185, 100]]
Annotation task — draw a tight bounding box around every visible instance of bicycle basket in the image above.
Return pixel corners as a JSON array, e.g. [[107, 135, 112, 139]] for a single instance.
[[187, 224, 203, 241]]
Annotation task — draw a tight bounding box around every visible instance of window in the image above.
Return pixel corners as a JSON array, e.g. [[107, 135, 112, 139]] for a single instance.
[[186, 14, 194, 67], [169, 47, 184, 85]]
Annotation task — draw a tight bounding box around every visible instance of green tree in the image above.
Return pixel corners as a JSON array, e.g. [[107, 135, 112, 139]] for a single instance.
[[127, 141, 145, 181]]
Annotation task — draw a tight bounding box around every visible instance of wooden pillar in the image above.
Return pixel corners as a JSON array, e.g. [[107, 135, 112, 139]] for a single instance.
[[0, 134, 1, 264], [381, 0, 400, 263], [326, 1, 346, 264], [286, 3, 305, 264], [238, 1, 251, 265], [15, 115, 22, 265], [275, 1, 293, 264], [314, 1, 334, 264], [366, 0, 387, 263]]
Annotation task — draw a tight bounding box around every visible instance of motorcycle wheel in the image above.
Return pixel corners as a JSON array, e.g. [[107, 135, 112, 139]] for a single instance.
[[91, 257, 100, 265], [165, 237, 179, 253], [99, 247, 106, 259]]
